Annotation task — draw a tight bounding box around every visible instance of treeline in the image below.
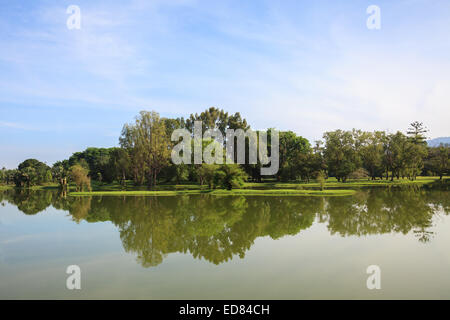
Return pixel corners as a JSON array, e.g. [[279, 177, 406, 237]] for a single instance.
[[1, 108, 449, 190]]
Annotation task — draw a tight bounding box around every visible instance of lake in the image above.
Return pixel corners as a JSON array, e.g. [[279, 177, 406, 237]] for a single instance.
[[0, 186, 449, 299]]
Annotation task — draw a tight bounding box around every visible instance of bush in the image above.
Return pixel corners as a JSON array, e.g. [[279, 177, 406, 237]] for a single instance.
[[215, 164, 247, 190], [316, 171, 326, 190], [70, 165, 92, 192], [348, 168, 370, 180]]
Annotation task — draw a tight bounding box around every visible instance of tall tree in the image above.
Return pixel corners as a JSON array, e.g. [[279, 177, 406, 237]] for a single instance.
[[278, 131, 311, 181], [407, 121, 428, 145], [359, 131, 385, 180], [323, 130, 361, 182], [425, 146, 449, 180], [405, 121, 428, 179], [14, 159, 52, 187], [120, 111, 171, 188], [70, 164, 91, 192]]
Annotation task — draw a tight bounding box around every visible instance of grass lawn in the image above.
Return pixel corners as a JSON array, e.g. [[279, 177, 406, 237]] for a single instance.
[[6, 176, 446, 194], [244, 176, 444, 189]]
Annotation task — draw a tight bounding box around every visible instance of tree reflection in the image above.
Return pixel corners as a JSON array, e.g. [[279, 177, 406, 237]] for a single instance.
[[323, 188, 439, 242], [0, 189, 54, 215], [1, 186, 449, 267]]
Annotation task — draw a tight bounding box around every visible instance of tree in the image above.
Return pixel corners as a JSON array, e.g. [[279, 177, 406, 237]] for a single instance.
[[108, 148, 130, 186], [52, 161, 69, 190], [1, 168, 17, 185], [186, 107, 249, 137], [323, 130, 361, 182], [162, 117, 186, 138], [14, 159, 52, 187], [348, 168, 370, 180], [316, 171, 326, 191], [403, 141, 427, 180], [278, 131, 311, 181], [383, 132, 408, 181], [359, 131, 385, 180], [70, 164, 91, 192], [120, 123, 145, 185], [68, 147, 117, 182], [120, 111, 171, 188], [0, 167, 5, 184], [197, 164, 219, 188], [405, 121, 428, 180], [426, 146, 449, 179], [407, 121, 428, 145]]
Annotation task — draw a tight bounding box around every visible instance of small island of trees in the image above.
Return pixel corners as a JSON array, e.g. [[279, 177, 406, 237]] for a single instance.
[[1, 107, 449, 192]]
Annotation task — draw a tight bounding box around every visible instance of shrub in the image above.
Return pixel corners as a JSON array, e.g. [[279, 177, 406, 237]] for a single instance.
[[348, 168, 370, 180], [70, 165, 92, 192]]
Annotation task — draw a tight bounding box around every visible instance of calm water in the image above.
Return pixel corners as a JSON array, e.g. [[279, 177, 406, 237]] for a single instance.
[[0, 187, 449, 299]]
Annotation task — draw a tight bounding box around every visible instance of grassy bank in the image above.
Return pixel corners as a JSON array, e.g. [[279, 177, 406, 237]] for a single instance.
[[5, 176, 446, 194], [70, 188, 356, 197], [244, 177, 442, 189], [89, 176, 444, 191]]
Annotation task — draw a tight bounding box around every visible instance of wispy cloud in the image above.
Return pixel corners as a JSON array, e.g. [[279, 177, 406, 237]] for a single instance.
[[0, 121, 42, 131]]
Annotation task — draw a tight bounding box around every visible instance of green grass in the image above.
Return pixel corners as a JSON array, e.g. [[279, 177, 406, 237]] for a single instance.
[[6, 176, 446, 194], [243, 177, 442, 189], [91, 180, 203, 191], [70, 188, 356, 197]]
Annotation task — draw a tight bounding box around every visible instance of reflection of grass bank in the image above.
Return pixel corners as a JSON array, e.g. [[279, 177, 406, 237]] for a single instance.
[[0, 185, 13, 190], [70, 189, 356, 197]]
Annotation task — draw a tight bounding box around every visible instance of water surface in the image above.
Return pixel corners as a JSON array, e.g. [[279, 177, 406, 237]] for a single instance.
[[0, 187, 449, 299]]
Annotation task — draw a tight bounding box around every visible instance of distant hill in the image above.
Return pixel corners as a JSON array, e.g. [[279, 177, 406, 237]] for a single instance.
[[427, 137, 450, 147]]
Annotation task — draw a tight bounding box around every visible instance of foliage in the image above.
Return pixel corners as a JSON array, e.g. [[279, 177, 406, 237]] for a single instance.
[[316, 171, 326, 191], [214, 164, 248, 190], [278, 131, 311, 181], [13, 159, 52, 187], [425, 146, 449, 179], [120, 111, 171, 188], [348, 168, 370, 180], [70, 164, 92, 192], [323, 130, 361, 182], [4, 111, 439, 189], [196, 164, 219, 188]]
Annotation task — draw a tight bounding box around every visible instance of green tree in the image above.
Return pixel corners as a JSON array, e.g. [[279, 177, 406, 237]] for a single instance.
[[323, 130, 361, 182], [186, 107, 249, 137], [68, 147, 117, 182], [426, 146, 449, 179], [120, 111, 171, 188], [197, 164, 219, 188], [278, 131, 311, 181], [0, 167, 5, 184], [316, 171, 326, 191], [108, 148, 130, 186], [383, 132, 408, 180], [70, 164, 91, 192], [407, 121, 428, 145], [52, 161, 69, 190], [405, 121, 428, 180], [14, 159, 52, 187], [359, 131, 385, 180]]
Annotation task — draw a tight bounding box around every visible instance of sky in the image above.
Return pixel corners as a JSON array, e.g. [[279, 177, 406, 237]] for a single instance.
[[0, 0, 449, 168]]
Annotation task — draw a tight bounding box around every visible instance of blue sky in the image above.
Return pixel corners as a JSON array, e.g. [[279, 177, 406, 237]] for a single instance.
[[1, 0, 449, 168]]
